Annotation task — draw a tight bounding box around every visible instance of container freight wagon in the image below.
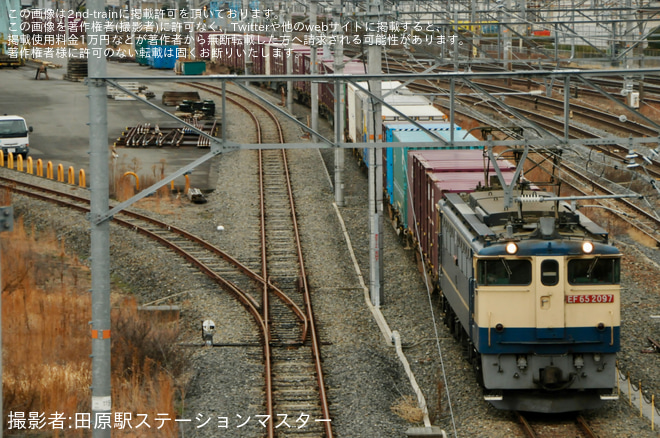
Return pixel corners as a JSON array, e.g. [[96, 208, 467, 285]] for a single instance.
[[407, 149, 516, 286], [208, 34, 274, 74], [315, 57, 362, 120], [264, 42, 310, 92], [386, 123, 482, 232], [249, 35, 273, 75], [209, 33, 247, 73], [346, 80, 446, 146], [347, 81, 451, 207], [292, 47, 315, 104]]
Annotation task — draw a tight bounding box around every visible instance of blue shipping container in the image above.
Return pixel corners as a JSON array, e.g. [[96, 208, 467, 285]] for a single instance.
[[148, 45, 178, 69], [385, 122, 482, 229]]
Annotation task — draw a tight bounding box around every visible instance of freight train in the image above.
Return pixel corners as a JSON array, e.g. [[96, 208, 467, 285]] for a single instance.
[[431, 165, 620, 412], [205, 33, 621, 413]]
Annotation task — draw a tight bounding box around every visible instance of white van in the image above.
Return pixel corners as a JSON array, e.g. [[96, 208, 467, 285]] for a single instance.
[[0, 115, 32, 158]]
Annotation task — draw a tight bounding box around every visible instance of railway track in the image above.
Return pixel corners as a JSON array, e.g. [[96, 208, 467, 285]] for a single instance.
[[375, 66, 660, 246], [516, 411, 599, 438], [384, 59, 660, 101], [470, 81, 658, 138], [448, 97, 660, 246], [388, 64, 659, 140], [1, 82, 333, 437], [184, 81, 333, 437], [558, 159, 660, 246], [0, 176, 308, 346], [387, 61, 660, 143]]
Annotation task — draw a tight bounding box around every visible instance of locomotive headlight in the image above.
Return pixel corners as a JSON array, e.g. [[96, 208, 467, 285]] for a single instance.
[[505, 242, 518, 255], [582, 241, 594, 254]]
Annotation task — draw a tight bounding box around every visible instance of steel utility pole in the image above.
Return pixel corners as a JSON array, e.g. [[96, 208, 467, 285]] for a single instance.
[[286, 7, 293, 113], [333, 0, 345, 207], [0, 206, 15, 438], [87, 0, 112, 435], [310, 0, 319, 143], [368, 0, 384, 306], [503, 0, 512, 71], [471, 0, 480, 60]]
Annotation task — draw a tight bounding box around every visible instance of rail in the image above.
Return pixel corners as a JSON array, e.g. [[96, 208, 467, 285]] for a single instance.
[[183, 82, 333, 437], [516, 411, 600, 437]]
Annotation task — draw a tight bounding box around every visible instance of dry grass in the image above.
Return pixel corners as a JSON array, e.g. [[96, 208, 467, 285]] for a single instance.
[[111, 156, 184, 215], [2, 219, 189, 436], [391, 395, 424, 424]]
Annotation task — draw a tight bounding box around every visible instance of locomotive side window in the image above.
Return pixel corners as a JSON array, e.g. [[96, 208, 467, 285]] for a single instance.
[[440, 215, 472, 275], [541, 260, 559, 286], [568, 257, 620, 285], [477, 259, 532, 286]]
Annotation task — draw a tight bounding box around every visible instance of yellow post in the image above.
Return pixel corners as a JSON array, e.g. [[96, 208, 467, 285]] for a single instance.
[[7, 153, 14, 170], [122, 171, 139, 190], [652, 395, 655, 431], [57, 164, 64, 182], [16, 154, 23, 172], [37, 159, 43, 177], [68, 166, 75, 184], [46, 161, 53, 179], [79, 169, 86, 187], [171, 180, 174, 190], [628, 373, 632, 406], [0, 150, 4, 167], [26, 156, 33, 174], [640, 380, 642, 418], [185, 174, 190, 194]]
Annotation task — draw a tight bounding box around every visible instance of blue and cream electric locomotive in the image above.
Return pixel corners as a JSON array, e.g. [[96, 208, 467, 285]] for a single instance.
[[438, 188, 620, 413]]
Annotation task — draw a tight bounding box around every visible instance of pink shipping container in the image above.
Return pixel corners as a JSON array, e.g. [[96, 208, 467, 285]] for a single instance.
[[249, 35, 273, 75], [316, 58, 363, 119], [407, 149, 517, 284], [205, 33, 257, 73], [408, 150, 516, 234], [223, 34, 246, 72]]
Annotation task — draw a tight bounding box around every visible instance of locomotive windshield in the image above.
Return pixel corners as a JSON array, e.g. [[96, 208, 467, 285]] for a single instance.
[[477, 258, 532, 285], [568, 257, 620, 285]]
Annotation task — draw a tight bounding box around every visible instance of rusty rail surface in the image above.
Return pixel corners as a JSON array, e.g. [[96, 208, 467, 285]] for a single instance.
[[184, 82, 333, 438], [516, 411, 537, 438], [576, 415, 599, 438], [516, 411, 599, 438]]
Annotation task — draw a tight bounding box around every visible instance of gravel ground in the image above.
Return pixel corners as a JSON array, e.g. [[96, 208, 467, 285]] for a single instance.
[[3, 82, 660, 437]]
